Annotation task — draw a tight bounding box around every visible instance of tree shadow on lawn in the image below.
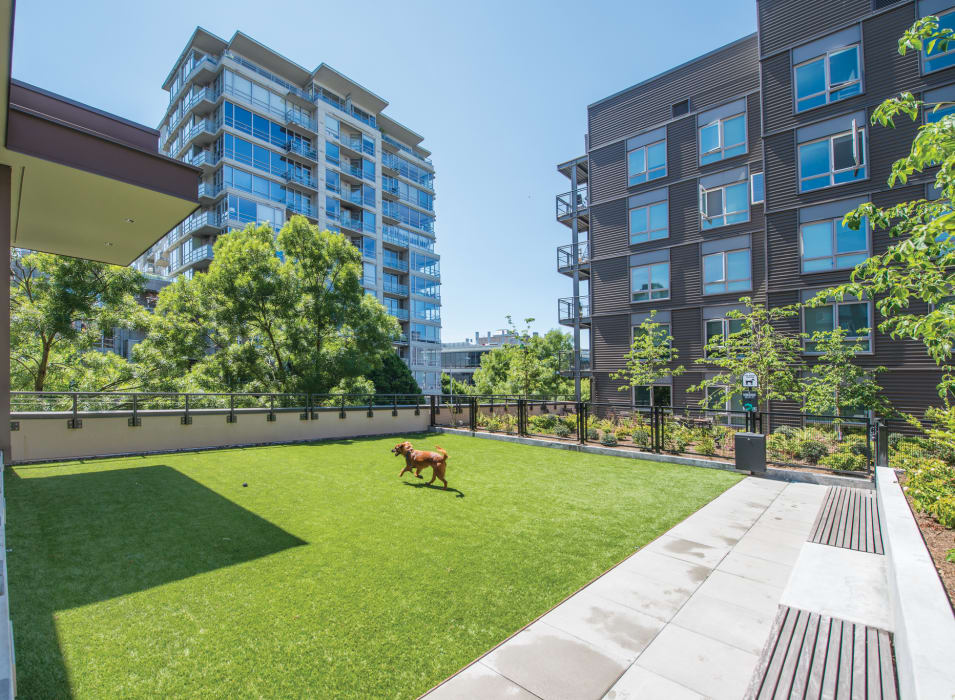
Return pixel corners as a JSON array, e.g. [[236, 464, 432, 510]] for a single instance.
[[401, 480, 465, 498], [6, 464, 306, 698]]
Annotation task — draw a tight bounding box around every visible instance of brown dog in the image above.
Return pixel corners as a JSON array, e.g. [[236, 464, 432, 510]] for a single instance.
[[392, 441, 449, 489]]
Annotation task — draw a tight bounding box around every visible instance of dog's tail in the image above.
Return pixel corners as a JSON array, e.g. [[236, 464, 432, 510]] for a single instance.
[[434, 446, 448, 459]]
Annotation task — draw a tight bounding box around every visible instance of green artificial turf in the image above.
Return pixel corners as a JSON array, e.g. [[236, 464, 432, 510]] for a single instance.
[[6, 433, 741, 698]]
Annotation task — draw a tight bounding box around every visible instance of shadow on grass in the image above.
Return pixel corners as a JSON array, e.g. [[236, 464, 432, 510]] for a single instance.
[[401, 480, 465, 498], [7, 464, 306, 698]]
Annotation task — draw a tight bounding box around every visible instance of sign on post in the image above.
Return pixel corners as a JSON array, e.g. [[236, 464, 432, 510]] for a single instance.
[[742, 372, 758, 388], [741, 389, 758, 413]]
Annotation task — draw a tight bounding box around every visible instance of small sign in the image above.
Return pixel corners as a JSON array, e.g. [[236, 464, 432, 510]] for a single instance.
[[742, 372, 759, 388], [741, 389, 758, 412]]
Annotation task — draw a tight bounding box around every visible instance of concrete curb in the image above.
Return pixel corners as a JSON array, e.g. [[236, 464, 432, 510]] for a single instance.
[[876, 467, 955, 698], [431, 427, 875, 489]]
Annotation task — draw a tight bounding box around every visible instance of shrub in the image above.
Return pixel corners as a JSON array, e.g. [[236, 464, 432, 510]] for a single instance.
[[599, 432, 618, 447], [774, 425, 797, 438], [797, 439, 828, 464], [631, 427, 650, 448], [554, 423, 571, 438], [486, 417, 502, 432], [697, 435, 717, 457], [614, 428, 631, 440], [819, 451, 868, 472], [530, 414, 559, 433], [846, 438, 870, 458], [767, 433, 798, 461], [586, 427, 599, 440], [887, 432, 905, 451], [900, 456, 955, 529]]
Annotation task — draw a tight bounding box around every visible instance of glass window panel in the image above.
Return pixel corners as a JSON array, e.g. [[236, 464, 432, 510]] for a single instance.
[[628, 148, 645, 175], [795, 58, 826, 101], [727, 250, 750, 280], [700, 123, 720, 153], [832, 133, 857, 170], [653, 385, 672, 407], [725, 182, 748, 213], [829, 46, 859, 86], [630, 207, 648, 235], [649, 202, 668, 239], [233, 168, 252, 192], [835, 253, 868, 268], [800, 140, 830, 178], [805, 306, 834, 334], [703, 253, 724, 283], [723, 115, 745, 147], [728, 318, 744, 334], [838, 303, 868, 336], [802, 221, 834, 257], [804, 257, 834, 272], [706, 189, 723, 216], [647, 141, 666, 170], [835, 219, 866, 253], [634, 386, 651, 406], [751, 172, 765, 203], [706, 319, 723, 343]]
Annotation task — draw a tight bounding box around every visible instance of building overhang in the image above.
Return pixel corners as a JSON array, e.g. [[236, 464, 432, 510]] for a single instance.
[[312, 63, 388, 114], [557, 156, 588, 183]]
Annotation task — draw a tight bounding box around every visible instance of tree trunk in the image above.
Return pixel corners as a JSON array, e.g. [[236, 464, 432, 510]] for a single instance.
[[34, 337, 52, 391]]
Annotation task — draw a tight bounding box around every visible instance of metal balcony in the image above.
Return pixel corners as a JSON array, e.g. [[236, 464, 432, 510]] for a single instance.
[[173, 244, 215, 274], [285, 171, 318, 190], [557, 241, 591, 278], [558, 349, 592, 376], [383, 280, 409, 296], [556, 185, 590, 228], [285, 110, 317, 132], [188, 150, 218, 170], [383, 256, 409, 272], [388, 308, 410, 321], [287, 201, 317, 218], [285, 141, 317, 161], [558, 295, 591, 327]]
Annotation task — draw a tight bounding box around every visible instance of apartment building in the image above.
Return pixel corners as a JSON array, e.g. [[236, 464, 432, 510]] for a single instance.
[[134, 28, 442, 393], [557, 0, 953, 416], [441, 330, 522, 384]]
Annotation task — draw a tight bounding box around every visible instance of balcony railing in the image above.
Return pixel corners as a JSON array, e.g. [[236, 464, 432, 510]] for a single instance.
[[381, 134, 433, 167], [382, 226, 409, 247], [383, 280, 409, 295], [383, 256, 409, 272], [341, 215, 364, 231], [388, 307, 410, 321], [556, 185, 589, 218], [557, 241, 591, 269], [177, 245, 215, 270], [286, 141, 318, 160], [558, 349, 591, 373], [287, 201, 316, 218], [197, 182, 222, 199], [187, 150, 218, 168], [285, 110, 317, 131], [558, 295, 590, 323], [168, 55, 219, 105], [285, 171, 318, 189]]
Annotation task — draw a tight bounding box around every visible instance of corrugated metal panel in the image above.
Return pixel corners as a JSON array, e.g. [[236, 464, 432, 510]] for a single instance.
[[673, 306, 704, 364], [591, 255, 630, 315], [589, 140, 627, 203], [588, 36, 759, 149], [592, 313, 631, 373], [674, 371, 705, 406], [665, 116, 697, 183], [757, 0, 871, 57], [761, 52, 792, 135], [669, 243, 702, 306], [590, 199, 629, 259]]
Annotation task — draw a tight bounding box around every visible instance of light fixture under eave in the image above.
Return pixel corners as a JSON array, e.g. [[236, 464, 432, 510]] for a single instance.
[[105, 242, 114, 247], [125, 218, 135, 223]]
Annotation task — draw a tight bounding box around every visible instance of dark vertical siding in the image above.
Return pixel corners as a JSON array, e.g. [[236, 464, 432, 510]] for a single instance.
[[672, 306, 703, 363], [591, 313, 631, 374], [588, 35, 759, 149], [757, 0, 872, 57], [666, 117, 697, 183], [589, 141, 627, 203], [590, 199, 629, 259], [591, 256, 629, 315], [761, 52, 792, 135]]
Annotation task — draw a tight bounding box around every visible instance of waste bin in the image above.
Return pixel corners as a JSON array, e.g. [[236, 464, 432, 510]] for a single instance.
[[734, 432, 766, 474]]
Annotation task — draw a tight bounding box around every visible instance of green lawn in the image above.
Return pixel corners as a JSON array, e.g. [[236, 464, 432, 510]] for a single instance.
[[7, 433, 741, 698]]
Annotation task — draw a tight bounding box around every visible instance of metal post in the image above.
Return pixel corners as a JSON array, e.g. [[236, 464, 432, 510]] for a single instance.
[[429, 394, 436, 426], [367, 394, 374, 418], [267, 394, 276, 422], [340, 395, 346, 420], [570, 161, 582, 403], [183, 394, 192, 425], [392, 394, 398, 417], [469, 397, 477, 431], [129, 393, 140, 427], [228, 393, 236, 423], [875, 420, 888, 469], [68, 392, 82, 429]]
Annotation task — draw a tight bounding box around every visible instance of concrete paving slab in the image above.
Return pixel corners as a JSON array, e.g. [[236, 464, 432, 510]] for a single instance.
[[665, 513, 752, 549], [615, 550, 711, 588], [692, 569, 784, 617], [737, 522, 811, 550], [780, 541, 892, 631], [635, 623, 759, 700], [640, 533, 732, 568], [603, 665, 704, 700], [482, 622, 628, 700], [587, 567, 695, 622], [425, 662, 540, 699], [538, 591, 665, 664], [671, 592, 776, 655], [716, 549, 795, 588], [730, 532, 804, 566]]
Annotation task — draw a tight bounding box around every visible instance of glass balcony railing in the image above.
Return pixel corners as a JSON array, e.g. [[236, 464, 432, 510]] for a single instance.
[[285, 110, 317, 131], [286, 171, 317, 189], [343, 190, 363, 207], [176, 244, 215, 270], [558, 295, 590, 323], [168, 55, 219, 106], [286, 141, 318, 160], [558, 349, 591, 373], [362, 274, 376, 288], [341, 162, 362, 179], [187, 151, 218, 168], [557, 241, 590, 270], [556, 185, 589, 218], [197, 182, 222, 199], [383, 279, 409, 295], [383, 256, 409, 272], [387, 307, 410, 321], [287, 201, 316, 218], [382, 226, 409, 247], [341, 215, 363, 230], [381, 134, 433, 166]]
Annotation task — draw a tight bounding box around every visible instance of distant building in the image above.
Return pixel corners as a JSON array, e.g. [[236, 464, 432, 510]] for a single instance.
[[94, 274, 170, 359], [441, 330, 523, 384]]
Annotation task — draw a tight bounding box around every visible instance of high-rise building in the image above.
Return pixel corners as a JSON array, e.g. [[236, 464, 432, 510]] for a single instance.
[[557, 0, 952, 416], [135, 28, 442, 393]]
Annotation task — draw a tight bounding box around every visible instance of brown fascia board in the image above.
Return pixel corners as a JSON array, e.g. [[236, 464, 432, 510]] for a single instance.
[[6, 106, 199, 203]]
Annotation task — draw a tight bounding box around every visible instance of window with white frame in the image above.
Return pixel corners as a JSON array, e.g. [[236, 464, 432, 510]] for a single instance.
[[797, 112, 866, 192], [698, 98, 747, 165], [628, 188, 668, 244], [703, 248, 751, 295], [632, 320, 672, 349], [920, 2, 955, 73], [802, 294, 872, 353], [798, 197, 869, 273], [627, 127, 667, 186], [704, 316, 745, 357], [751, 172, 765, 204], [924, 83, 955, 123], [793, 26, 862, 113], [705, 386, 746, 426], [630, 250, 670, 302], [700, 168, 749, 229]]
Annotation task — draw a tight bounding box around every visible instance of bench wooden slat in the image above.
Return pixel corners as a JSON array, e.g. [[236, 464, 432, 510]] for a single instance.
[[809, 487, 836, 543], [821, 616, 843, 700], [806, 614, 832, 700], [877, 629, 897, 700], [837, 616, 854, 698], [872, 496, 884, 555], [755, 606, 797, 700], [852, 622, 866, 700], [774, 609, 809, 699], [866, 626, 881, 699], [809, 487, 884, 555], [790, 611, 821, 699]]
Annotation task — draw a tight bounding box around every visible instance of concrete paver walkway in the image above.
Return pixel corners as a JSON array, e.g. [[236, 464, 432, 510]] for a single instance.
[[424, 477, 831, 700]]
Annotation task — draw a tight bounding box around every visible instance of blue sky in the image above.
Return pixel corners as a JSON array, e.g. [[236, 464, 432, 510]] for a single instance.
[[12, 0, 755, 342]]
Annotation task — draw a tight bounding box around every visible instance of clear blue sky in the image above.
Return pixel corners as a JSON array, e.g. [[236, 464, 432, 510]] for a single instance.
[[11, 0, 755, 342]]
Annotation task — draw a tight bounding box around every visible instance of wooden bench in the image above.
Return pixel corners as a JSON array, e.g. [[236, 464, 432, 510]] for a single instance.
[[746, 606, 897, 699], [808, 486, 883, 554]]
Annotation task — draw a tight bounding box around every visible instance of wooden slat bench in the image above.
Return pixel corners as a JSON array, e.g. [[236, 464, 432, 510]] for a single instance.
[[746, 606, 897, 699], [808, 486, 883, 554]]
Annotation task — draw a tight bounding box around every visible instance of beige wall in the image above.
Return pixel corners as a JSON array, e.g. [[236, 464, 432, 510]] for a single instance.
[[10, 407, 430, 463]]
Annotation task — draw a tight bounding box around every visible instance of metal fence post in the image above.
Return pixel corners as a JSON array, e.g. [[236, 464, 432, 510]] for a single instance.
[[392, 394, 398, 417], [577, 402, 585, 444], [67, 392, 82, 429], [267, 394, 276, 422], [517, 399, 526, 436], [339, 395, 346, 420], [367, 394, 374, 418], [129, 393, 141, 427], [469, 397, 477, 431], [182, 394, 192, 425], [430, 394, 436, 425], [227, 393, 236, 423]]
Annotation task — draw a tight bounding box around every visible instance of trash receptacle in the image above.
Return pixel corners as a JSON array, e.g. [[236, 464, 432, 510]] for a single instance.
[[734, 432, 766, 474]]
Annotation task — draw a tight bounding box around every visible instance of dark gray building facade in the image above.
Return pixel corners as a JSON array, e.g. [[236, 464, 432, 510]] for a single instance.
[[558, 0, 953, 416]]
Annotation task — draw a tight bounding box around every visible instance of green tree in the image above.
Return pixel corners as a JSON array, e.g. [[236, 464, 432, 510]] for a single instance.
[[440, 372, 472, 396], [689, 299, 804, 409], [820, 15, 955, 446], [470, 319, 575, 397], [802, 327, 890, 425], [10, 251, 146, 391], [137, 216, 399, 394], [610, 312, 684, 397], [367, 351, 422, 399]]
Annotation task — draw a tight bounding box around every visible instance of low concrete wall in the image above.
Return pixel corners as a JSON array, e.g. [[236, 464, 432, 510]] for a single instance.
[[876, 467, 955, 699], [10, 407, 430, 463]]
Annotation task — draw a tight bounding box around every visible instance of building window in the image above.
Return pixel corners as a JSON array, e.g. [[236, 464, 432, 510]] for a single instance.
[[794, 45, 861, 112], [704, 317, 744, 357], [800, 216, 868, 273], [798, 120, 866, 192], [634, 385, 672, 407], [923, 7, 955, 73], [631, 262, 670, 302], [699, 112, 746, 165], [703, 248, 751, 295], [924, 84, 955, 122], [803, 299, 872, 353], [629, 200, 668, 244], [632, 322, 672, 347], [705, 387, 746, 425], [628, 140, 666, 186], [751, 172, 765, 204], [700, 179, 748, 229]]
